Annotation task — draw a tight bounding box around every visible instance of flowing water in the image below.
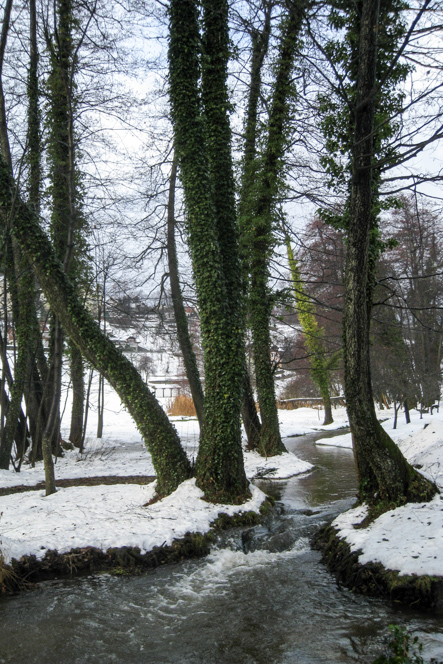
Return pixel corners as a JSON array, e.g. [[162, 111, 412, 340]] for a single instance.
[[1, 430, 442, 664]]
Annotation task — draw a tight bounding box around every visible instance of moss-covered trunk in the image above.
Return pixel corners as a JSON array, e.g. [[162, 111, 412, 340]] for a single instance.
[[0, 158, 192, 496], [166, 154, 204, 431], [246, 9, 306, 456], [286, 238, 335, 427], [241, 357, 261, 451], [169, 0, 248, 502], [344, 0, 437, 505], [323, 396, 333, 426]]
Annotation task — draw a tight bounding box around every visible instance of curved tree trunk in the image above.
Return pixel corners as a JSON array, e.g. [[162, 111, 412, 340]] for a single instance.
[[0, 159, 192, 496]]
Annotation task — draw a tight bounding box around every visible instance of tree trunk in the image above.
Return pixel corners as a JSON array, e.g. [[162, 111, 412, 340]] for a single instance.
[[322, 396, 333, 426], [97, 373, 104, 438], [0, 159, 192, 496], [237, 7, 272, 452], [241, 360, 261, 450], [0, 250, 35, 469], [247, 9, 305, 456], [167, 154, 205, 430], [343, 0, 437, 505], [69, 340, 84, 447], [404, 399, 410, 424], [286, 238, 335, 427], [169, 0, 248, 503]]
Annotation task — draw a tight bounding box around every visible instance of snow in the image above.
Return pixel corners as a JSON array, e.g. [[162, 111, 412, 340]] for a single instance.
[[332, 410, 443, 578], [278, 406, 350, 437], [1, 386, 442, 582], [332, 497, 443, 577], [315, 406, 441, 451], [0, 479, 265, 565], [243, 450, 312, 479], [0, 384, 313, 566]]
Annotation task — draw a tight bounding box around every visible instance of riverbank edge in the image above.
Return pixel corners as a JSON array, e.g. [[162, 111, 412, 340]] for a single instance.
[[0, 496, 275, 594], [312, 523, 443, 610]]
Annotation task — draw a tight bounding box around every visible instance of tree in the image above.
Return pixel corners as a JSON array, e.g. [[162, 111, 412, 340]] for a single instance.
[[334, 0, 437, 504], [386, 196, 443, 411], [286, 236, 339, 424], [0, 150, 192, 496], [0, 0, 49, 472], [166, 153, 204, 430], [240, 3, 306, 456], [168, 0, 249, 502]]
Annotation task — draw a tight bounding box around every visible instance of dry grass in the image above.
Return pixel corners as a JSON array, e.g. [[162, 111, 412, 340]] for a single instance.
[[168, 394, 197, 417]]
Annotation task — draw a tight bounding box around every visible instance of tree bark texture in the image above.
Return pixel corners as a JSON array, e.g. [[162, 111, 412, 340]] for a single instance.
[[69, 340, 84, 448], [237, 9, 272, 451], [167, 154, 205, 430], [343, 0, 437, 504], [169, 0, 249, 502], [247, 9, 305, 455]]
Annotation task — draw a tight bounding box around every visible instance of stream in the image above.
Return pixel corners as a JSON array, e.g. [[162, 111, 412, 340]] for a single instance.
[[0, 430, 442, 664]]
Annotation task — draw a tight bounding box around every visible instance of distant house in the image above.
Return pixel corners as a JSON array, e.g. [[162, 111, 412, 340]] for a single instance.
[[115, 337, 148, 354], [148, 379, 181, 399]]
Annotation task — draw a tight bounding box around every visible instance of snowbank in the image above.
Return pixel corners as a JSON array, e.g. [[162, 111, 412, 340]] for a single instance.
[[243, 450, 312, 479], [0, 479, 266, 566], [332, 497, 443, 577], [331, 416, 443, 578]]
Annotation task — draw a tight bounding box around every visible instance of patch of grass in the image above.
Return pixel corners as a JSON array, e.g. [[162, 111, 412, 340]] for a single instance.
[[167, 394, 197, 417], [211, 510, 262, 530]]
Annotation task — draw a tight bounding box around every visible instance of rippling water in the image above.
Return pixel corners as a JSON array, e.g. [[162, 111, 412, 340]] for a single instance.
[[1, 431, 442, 664]]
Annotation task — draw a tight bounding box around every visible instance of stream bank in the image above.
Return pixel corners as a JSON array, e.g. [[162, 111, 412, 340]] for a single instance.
[[1, 428, 442, 663]]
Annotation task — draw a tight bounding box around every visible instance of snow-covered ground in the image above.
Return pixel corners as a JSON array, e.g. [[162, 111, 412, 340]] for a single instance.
[[0, 479, 265, 565], [0, 399, 317, 490], [0, 384, 318, 566], [0, 386, 442, 583], [330, 410, 443, 578]]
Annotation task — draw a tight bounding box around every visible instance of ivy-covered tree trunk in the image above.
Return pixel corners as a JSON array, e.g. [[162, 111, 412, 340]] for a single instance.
[[237, 9, 272, 452], [246, 9, 305, 456], [286, 238, 335, 426], [343, 0, 437, 505], [167, 154, 204, 430], [0, 157, 192, 496], [45, 0, 76, 467], [169, 0, 248, 502], [0, 0, 47, 469], [241, 359, 261, 451]]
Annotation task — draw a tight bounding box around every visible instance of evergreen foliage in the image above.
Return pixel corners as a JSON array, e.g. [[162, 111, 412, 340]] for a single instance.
[[0, 154, 192, 496]]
